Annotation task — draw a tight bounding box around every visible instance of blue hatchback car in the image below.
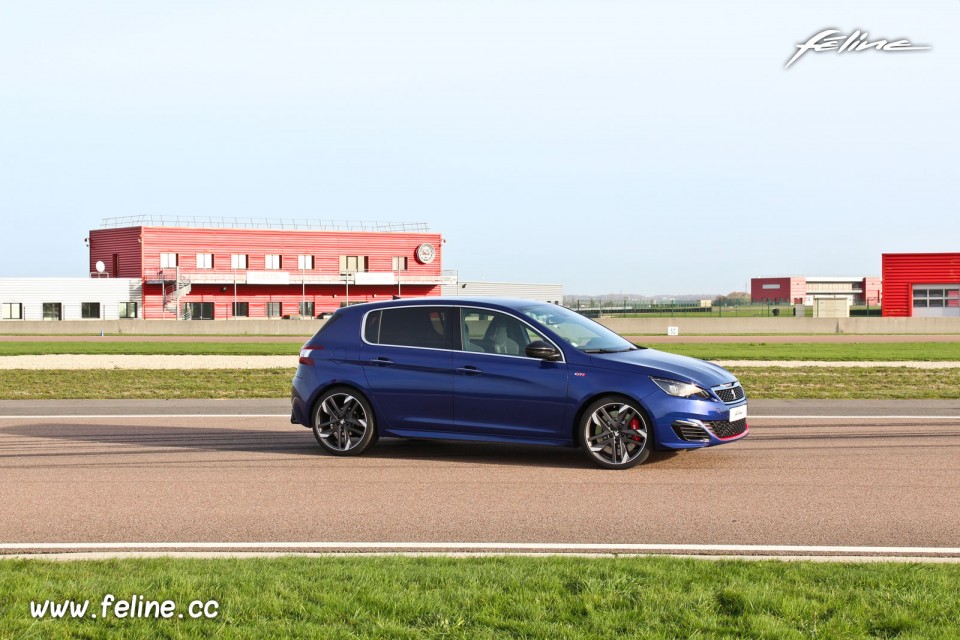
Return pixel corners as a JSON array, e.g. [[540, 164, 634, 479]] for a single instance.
[[291, 298, 747, 469]]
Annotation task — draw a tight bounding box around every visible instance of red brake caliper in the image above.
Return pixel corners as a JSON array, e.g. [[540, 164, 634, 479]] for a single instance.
[[629, 417, 642, 442]]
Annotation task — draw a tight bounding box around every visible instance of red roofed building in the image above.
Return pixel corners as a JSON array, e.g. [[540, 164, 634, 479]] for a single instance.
[[88, 216, 452, 319]]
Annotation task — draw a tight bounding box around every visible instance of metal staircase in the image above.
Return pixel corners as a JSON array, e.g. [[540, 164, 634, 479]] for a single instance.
[[160, 268, 192, 319]]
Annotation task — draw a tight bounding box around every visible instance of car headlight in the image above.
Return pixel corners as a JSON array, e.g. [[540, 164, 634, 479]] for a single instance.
[[651, 377, 711, 400]]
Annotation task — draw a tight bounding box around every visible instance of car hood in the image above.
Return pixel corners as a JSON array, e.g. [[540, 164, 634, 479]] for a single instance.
[[586, 348, 737, 387]]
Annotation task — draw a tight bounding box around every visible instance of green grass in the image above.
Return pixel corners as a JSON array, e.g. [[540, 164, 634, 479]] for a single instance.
[[729, 367, 960, 400], [0, 342, 300, 356], [645, 342, 960, 361], [0, 369, 294, 399], [2, 556, 960, 638], [0, 367, 958, 400]]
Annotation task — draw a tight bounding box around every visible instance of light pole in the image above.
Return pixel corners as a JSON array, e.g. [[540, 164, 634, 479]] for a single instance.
[[342, 270, 352, 308]]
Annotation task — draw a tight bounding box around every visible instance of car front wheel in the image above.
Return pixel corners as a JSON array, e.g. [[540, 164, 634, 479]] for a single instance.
[[579, 396, 651, 469], [312, 387, 377, 456]]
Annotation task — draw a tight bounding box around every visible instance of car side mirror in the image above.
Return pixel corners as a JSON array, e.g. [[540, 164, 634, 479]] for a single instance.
[[525, 340, 562, 361]]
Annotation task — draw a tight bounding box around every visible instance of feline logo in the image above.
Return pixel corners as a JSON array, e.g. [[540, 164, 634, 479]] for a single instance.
[[786, 29, 930, 69]]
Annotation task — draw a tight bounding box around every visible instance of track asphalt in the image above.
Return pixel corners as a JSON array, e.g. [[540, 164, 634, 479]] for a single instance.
[[1, 399, 958, 559]]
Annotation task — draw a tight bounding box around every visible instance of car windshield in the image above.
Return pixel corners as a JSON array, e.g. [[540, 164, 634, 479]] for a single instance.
[[519, 304, 640, 353]]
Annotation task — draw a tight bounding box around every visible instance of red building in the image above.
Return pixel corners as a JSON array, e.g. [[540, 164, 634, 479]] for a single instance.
[[751, 276, 881, 306], [88, 217, 450, 319], [750, 277, 807, 304], [881, 253, 960, 317]]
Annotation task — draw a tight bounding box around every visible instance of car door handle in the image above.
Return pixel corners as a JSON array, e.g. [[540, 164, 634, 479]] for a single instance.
[[457, 366, 483, 376], [369, 357, 394, 367]]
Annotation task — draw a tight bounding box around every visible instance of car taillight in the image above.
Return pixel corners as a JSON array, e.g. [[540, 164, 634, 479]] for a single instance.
[[299, 344, 323, 366]]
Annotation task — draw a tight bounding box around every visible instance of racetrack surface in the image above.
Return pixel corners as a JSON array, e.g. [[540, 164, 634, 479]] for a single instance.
[[1, 400, 959, 558]]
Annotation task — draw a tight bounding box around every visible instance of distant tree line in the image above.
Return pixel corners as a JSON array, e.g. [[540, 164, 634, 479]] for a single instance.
[[712, 291, 751, 306]]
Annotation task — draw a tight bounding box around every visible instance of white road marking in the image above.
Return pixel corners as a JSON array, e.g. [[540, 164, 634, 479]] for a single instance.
[[751, 415, 960, 420], [0, 414, 290, 420], [6, 552, 960, 563], [1, 542, 960, 555]]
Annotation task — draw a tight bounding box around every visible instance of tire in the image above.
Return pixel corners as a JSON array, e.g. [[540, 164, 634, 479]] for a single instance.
[[578, 395, 651, 470], [312, 387, 377, 456]]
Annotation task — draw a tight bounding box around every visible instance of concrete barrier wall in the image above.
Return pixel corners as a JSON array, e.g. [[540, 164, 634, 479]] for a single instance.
[[2, 316, 960, 336], [595, 317, 960, 335], [0, 320, 321, 336]]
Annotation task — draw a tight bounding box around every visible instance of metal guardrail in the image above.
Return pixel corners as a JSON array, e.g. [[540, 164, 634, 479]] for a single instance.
[[101, 216, 429, 233]]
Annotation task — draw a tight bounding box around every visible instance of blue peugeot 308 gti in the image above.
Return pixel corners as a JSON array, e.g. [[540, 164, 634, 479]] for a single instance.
[[291, 298, 747, 469]]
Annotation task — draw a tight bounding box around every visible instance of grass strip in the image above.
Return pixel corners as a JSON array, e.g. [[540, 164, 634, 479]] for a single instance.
[[729, 366, 960, 400], [2, 556, 960, 639], [0, 367, 958, 400], [0, 369, 294, 400], [644, 342, 960, 361]]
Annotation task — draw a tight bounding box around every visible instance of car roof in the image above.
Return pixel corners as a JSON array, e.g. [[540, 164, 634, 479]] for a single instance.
[[342, 297, 559, 313]]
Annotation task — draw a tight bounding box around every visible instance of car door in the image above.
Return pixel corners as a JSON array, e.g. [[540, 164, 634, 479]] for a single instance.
[[453, 307, 570, 442], [360, 306, 455, 434]]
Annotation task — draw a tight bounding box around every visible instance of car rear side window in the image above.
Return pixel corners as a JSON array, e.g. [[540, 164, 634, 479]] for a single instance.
[[373, 307, 454, 350]]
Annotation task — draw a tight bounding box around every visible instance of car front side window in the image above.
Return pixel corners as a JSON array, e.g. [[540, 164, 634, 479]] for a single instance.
[[459, 308, 549, 357]]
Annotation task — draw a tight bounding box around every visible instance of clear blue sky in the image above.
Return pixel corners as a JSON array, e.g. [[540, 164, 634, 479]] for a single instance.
[[1, 1, 956, 295]]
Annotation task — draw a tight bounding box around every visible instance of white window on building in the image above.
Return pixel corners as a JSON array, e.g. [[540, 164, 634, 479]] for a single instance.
[[81, 302, 101, 319], [160, 253, 178, 269], [340, 255, 368, 273], [2, 303, 23, 320], [913, 285, 960, 316], [42, 302, 62, 321], [231, 254, 248, 269], [196, 253, 213, 269], [119, 302, 138, 319], [265, 254, 282, 270], [392, 256, 408, 271], [297, 255, 314, 270]]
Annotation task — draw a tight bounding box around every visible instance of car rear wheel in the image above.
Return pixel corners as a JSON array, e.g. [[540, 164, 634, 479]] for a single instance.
[[579, 396, 651, 469], [312, 387, 377, 456]]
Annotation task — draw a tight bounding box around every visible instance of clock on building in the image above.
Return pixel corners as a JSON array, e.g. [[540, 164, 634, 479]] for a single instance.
[[415, 243, 436, 264]]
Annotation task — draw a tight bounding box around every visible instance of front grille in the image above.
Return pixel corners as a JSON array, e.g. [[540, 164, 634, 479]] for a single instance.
[[673, 422, 710, 442], [705, 418, 748, 439], [714, 384, 745, 403]]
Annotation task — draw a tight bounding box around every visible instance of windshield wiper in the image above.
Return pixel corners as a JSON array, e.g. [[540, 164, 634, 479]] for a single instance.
[[582, 347, 638, 354]]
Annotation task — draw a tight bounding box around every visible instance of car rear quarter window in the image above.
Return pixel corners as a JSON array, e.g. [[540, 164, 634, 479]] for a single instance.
[[374, 306, 454, 350], [313, 311, 343, 337], [364, 310, 381, 344]]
